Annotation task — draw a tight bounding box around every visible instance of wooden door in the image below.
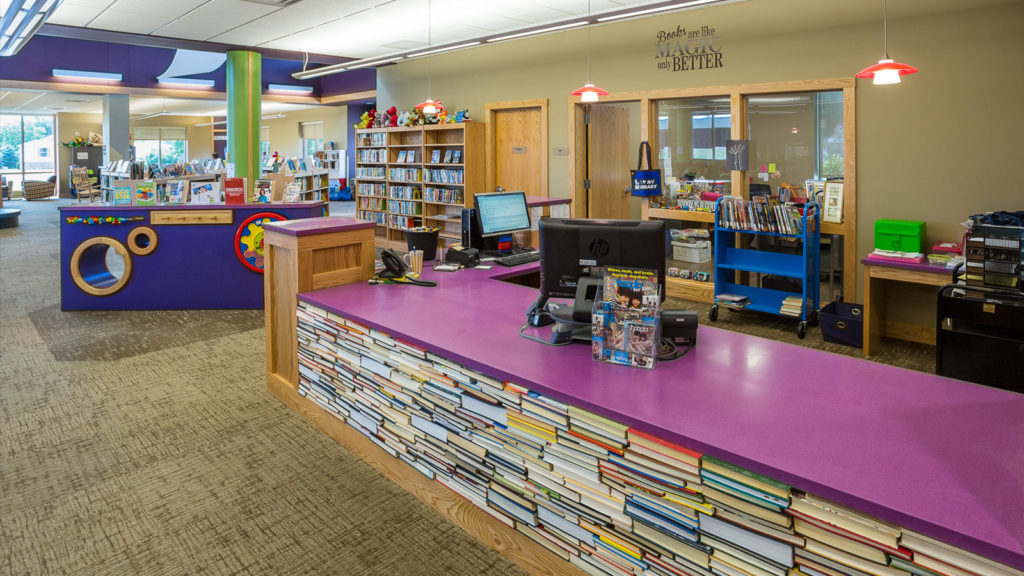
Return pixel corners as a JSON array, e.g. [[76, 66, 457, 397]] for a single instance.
[[493, 107, 543, 196], [586, 104, 631, 219]]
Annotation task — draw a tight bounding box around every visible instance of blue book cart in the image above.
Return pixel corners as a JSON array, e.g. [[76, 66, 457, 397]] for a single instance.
[[709, 198, 821, 338]]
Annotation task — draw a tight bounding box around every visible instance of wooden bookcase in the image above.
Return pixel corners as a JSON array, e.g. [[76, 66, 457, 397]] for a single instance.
[[355, 124, 483, 250]]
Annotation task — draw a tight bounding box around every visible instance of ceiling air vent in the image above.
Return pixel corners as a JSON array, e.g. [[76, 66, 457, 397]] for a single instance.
[[239, 0, 304, 6]]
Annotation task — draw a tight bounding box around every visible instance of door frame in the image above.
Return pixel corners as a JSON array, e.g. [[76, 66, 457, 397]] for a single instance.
[[568, 94, 647, 218], [484, 98, 548, 196]]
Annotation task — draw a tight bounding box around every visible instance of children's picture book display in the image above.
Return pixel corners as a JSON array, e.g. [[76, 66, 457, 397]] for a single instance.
[[165, 180, 187, 204], [112, 184, 132, 206], [591, 266, 661, 370], [282, 182, 303, 203], [254, 179, 273, 204], [190, 181, 221, 204], [224, 177, 246, 205], [134, 180, 156, 206]]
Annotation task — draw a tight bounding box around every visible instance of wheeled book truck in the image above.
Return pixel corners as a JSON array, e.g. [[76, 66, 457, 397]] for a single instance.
[[710, 198, 821, 338]]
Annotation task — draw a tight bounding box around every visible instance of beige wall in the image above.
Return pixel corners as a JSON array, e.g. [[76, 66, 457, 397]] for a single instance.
[[379, 1, 1024, 306], [261, 106, 348, 159]]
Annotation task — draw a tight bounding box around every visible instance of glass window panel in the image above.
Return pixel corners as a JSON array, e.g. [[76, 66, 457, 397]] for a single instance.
[[135, 140, 160, 166], [160, 140, 186, 165], [22, 115, 54, 173], [747, 90, 844, 194], [1, 115, 23, 171], [653, 96, 731, 200]]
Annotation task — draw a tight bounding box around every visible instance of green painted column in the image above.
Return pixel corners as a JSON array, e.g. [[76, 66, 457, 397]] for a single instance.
[[226, 50, 261, 187]]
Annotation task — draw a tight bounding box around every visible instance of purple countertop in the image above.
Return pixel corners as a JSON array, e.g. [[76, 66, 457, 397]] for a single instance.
[[525, 196, 572, 208], [59, 202, 326, 212], [862, 256, 953, 275], [264, 216, 375, 236], [299, 264, 1024, 569]]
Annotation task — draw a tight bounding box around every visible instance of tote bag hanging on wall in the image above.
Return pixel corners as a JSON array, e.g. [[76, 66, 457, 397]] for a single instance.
[[630, 141, 662, 197]]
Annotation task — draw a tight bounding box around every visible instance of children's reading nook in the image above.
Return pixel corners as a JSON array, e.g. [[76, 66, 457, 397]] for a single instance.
[[1, 1, 1022, 575]]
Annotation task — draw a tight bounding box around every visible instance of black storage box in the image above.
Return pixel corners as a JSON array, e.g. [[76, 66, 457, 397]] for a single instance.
[[820, 301, 863, 347]]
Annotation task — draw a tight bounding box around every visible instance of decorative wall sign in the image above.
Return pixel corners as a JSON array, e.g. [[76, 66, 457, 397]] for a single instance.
[[235, 212, 287, 273], [726, 139, 749, 171], [655, 25, 723, 72], [65, 216, 145, 225]]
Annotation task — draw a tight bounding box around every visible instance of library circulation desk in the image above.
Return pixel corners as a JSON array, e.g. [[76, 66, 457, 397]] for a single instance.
[[265, 219, 1024, 576]]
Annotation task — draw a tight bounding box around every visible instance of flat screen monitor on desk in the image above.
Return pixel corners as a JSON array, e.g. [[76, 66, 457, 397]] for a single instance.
[[531, 218, 665, 328], [474, 192, 531, 237]]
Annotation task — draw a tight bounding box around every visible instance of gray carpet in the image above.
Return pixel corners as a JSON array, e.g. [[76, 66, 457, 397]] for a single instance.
[[0, 199, 934, 576], [0, 199, 526, 576]]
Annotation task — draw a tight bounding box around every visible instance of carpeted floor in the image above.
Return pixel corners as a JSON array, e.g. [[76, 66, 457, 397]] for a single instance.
[[0, 199, 934, 576], [0, 199, 527, 576]]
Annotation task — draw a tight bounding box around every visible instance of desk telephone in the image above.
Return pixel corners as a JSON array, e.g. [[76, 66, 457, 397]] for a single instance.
[[375, 249, 437, 287]]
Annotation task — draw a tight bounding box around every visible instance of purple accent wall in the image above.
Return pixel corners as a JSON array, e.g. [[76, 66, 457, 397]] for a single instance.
[[320, 68, 376, 97], [4, 35, 323, 95]]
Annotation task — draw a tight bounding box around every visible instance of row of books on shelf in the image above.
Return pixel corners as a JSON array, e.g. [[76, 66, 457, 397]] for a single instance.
[[357, 149, 387, 163], [424, 168, 464, 184], [356, 167, 386, 179], [388, 214, 420, 229], [357, 210, 387, 225], [103, 159, 224, 179], [358, 198, 386, 211], [358, 182, 386, 197], [388, 185, 420, 200], [358, 133, 387, 147], [263, 155, 329, 173], [389, 168, 422, 182], [394, 150, 418, 163], [387, 200, 422, 215], [718, 198, 806, 235], [424, 187, 464, 204], [110, 177, 307, 206], [294, 302, 1022, 576]]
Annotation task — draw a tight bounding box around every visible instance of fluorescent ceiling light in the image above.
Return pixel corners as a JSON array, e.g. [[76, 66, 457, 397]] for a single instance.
[[195, 113, 286, 127], [597, 0, 717, 22], [407, 42, 481, 58], [132, 111, 167, 121], [487, 21, 588, 43], [0, 0, 63, 57], [267, 83, 313, 93], [52, 68, 123, 81], [158, 77, 215, 87], [345, 56, 404, 70]]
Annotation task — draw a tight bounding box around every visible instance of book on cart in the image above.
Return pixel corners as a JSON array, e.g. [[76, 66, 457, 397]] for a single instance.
[[715, 293, 750, 310], [780, 295, 803, 317]]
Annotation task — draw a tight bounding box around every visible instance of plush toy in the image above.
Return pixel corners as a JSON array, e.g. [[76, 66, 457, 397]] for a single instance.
[[454, 109, 471, 123], [386, 106, 398, 127], [354, 111, 371, 129], [372, 110, 387, 128], [435, 109, 448, 124], [397, 111, 410, 127]]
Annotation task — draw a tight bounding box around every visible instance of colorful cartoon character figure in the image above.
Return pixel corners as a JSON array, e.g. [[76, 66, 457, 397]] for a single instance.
[[454, 109, 470, 123]]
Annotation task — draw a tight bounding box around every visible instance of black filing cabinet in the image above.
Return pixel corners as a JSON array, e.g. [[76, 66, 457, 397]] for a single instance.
[[936, 285, 1024, 393]]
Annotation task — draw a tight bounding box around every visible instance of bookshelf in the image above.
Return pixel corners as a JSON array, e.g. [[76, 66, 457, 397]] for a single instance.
[[355, 124, 483, 250]]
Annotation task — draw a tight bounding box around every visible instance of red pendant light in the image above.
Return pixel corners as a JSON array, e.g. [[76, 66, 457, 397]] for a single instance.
[[857, 0, 918, 85], [572, 0, 607, 102], [417, 0, 443, 115]]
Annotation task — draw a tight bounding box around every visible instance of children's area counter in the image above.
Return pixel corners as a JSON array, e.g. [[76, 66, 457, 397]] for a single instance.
[[60, 202, 325, 310], [263, 218, 1024, 576]]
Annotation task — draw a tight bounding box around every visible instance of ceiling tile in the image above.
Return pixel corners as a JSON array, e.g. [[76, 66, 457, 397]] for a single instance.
[[87, 9, 178, 34], [109, 0, 209, 18], [46, 5, 103, 27], [154, 0, 280, 41]]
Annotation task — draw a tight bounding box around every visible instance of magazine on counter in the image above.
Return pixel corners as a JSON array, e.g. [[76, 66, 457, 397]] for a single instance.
[[591, 266, 660, 370]]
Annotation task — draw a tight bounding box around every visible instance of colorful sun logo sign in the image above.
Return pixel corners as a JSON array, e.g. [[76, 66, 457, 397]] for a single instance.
[[234, 212, 286, 273]]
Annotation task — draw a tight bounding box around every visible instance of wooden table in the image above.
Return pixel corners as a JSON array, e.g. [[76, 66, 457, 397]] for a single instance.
[[862, 257, 953, 356]]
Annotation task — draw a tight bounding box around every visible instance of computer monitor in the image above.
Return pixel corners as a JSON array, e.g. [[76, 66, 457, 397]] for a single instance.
[[532, 218, 665, 326], [474, 191, 531, 238]]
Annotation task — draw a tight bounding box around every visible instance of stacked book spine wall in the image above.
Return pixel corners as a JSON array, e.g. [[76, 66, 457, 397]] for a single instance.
[[424, 187, 463, 204], [295, 304, 1022, 576], [357, 210, 386, 225]]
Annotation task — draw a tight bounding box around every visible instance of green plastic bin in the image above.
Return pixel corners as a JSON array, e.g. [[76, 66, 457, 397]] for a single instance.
[[875, 219, 926, 252]]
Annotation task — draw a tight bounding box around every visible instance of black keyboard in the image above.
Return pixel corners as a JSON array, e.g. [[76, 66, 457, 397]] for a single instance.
[[494, 250, 541, 267]]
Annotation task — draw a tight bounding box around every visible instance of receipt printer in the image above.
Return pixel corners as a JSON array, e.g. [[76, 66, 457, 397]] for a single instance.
[[661, 309, 698, 345], [445, 246, 479, 268]]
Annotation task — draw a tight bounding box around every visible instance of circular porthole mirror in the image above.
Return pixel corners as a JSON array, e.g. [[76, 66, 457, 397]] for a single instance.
[[127, 226, 158, 256], [70, 237, 132, 296]]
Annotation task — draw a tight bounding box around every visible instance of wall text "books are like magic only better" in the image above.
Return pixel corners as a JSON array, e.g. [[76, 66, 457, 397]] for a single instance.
[[655, 25, 723, 72]]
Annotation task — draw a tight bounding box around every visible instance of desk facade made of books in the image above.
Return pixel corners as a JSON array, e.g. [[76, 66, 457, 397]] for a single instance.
[[264, 236, 1024, 576], [60, 202, 325, 311]]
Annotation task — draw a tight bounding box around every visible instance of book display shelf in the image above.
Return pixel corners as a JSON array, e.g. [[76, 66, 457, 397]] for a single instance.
[[104, 172, 224, 204], [355, 124, 483, 250], [710, 198, 821, 338], [264, 170, 330, 203]]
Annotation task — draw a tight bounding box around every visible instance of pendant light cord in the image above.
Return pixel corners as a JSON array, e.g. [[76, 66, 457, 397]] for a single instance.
[[427, 0, 432, 100], [882, 0, 888, 58], [586, 0, 592, 83]]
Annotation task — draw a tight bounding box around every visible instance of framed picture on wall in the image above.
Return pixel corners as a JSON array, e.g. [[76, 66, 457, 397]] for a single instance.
[[822, 181, 844, 224]]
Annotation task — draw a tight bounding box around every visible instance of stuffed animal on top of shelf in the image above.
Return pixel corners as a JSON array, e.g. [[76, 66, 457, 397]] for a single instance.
[[353, 109, 373, 129], [386, 106, 398, 127], [454, 109, 470, 123], [397, 110, 411, 127], [407, 107, 426, 127], [372, 110, 388, 128]]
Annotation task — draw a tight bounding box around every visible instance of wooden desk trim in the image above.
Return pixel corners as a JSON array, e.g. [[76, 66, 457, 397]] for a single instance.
[[862, 261, 951, 356]]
